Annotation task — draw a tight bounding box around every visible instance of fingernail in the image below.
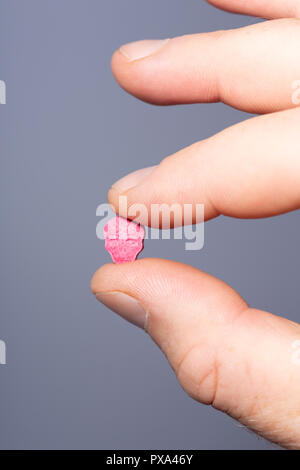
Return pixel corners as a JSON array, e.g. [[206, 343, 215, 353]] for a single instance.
[[95, 292, 146, 329], [111, 165, 157, 193], [119, 39, 169, 62]]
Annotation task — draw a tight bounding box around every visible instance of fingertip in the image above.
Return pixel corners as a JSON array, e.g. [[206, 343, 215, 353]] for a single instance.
[[110, 48, 129, 78], [110, 37, 192, 106], [90, 258, 161, 298], [107, 187, 119, 212], [205, 0, 300, 19], [90, 263, 113, 295], [110, 49, 132, 94]]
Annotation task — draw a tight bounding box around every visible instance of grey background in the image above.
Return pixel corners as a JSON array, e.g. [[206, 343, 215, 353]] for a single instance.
[[0, 0, 298, 450]]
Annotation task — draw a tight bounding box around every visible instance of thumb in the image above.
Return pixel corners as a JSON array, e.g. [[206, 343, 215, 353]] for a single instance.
[[91, 258, 300, 449]]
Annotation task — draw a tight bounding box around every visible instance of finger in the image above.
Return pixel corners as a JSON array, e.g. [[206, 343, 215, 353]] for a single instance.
[[111, 19, 300, 114], [108, 107, 300, 227], [206, 0, 300, 19], [91, 259, 300, 449]]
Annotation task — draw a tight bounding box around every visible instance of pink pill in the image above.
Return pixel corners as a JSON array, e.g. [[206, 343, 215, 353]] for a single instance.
[[104, 216, 145, 264]]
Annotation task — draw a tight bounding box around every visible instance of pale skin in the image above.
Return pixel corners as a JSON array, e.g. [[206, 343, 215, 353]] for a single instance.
[[91, 1, 300, 449]]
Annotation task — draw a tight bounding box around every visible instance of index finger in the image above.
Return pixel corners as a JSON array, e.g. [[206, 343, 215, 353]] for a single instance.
[[207, 0, 300, 19], [112, 19, 300, 114], [108, 107, 300, 227]]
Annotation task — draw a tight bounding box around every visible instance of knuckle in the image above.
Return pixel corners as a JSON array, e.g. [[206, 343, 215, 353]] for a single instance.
[[176, 344, 220, 407]]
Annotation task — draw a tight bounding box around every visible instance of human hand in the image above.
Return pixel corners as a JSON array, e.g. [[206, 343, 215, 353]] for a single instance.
[[91, 1, 300, 449]]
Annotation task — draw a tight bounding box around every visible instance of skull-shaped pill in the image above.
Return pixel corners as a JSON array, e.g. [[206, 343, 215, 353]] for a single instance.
[[104, 216, 145, 264]]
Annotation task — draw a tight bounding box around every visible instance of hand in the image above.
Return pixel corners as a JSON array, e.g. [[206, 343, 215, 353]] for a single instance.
[[91, 1, 300, 449]]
